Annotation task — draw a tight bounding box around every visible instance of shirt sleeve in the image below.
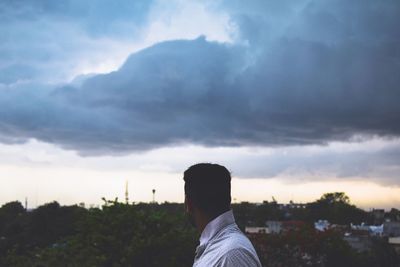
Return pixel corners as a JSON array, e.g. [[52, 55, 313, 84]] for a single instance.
[[217, 248, 262, 267]]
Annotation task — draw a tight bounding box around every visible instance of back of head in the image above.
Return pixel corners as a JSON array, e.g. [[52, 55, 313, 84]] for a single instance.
[[184, 163, 231, 218]]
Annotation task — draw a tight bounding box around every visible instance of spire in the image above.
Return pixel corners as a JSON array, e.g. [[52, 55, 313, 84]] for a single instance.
[[125, 180, 129, 204]]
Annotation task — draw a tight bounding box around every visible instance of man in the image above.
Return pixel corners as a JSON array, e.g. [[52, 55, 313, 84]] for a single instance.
[[184, 163, 262, 267]]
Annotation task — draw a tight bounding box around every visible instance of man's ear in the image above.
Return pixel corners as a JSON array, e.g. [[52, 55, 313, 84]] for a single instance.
[[185, 195, 193, 213]]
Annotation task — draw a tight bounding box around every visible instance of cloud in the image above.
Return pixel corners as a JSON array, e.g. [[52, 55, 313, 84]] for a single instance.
[[0, 0, 156, 84], [0, 0, 399, 156], [1, 138, 399, 186], [0, 0, 154, 40], [0, 37, 246, 153]]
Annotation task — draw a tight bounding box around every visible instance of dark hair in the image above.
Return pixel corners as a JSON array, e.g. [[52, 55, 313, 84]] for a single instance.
[[183, 163, 231, 217]]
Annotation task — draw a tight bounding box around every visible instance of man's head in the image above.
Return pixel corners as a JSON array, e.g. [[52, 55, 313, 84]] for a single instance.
[[183, 163, 231, 225]]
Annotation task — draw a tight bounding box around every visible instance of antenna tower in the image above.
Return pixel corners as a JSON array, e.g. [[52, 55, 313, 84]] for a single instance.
[[125, 180, 129, 204]]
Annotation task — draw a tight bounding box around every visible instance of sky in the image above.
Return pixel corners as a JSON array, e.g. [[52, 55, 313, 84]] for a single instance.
[[0, 0, 400, 210]]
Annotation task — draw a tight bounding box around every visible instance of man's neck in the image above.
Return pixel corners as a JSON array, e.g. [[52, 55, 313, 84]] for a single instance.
[[196, 209, 230, 233], [197, 214, 213, 233]]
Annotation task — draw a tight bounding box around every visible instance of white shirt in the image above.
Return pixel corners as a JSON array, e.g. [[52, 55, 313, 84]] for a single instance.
[[193, 210, 262, 267]]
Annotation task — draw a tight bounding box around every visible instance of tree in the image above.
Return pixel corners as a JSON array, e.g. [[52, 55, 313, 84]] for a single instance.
[[307, 192, 370, 225], [318, 192, 350, 204], [0, 200, 198, 267]]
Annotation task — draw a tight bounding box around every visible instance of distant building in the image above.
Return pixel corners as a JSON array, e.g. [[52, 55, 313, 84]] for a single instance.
[[266, 221, 282, 234], [388, 237, 400, 255], [369, 225, 384, 236], [281, 221, 305, 232], [343, 235, 372, 252], [277, 202, 306, 210], [350, 223, 383, 236], [351, 223, 370, 232], [371, 209, 385, 224], [315, 220, 330, 231], [245, 227, 269, 234], [384, 221, 400, 237], [287, 201, 307, 209]]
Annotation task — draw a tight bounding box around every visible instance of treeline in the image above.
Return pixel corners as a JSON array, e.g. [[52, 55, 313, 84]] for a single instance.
[[233, 192, 375, 228], [0, 193, 399, 266], [0, 200, 197, 267]]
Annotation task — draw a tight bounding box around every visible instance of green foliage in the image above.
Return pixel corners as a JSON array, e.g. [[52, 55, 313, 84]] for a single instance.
[[250, 226, 400, 267], [0, 193, 398, 266], [0, 201, 26, 240], [249, 225, 358, 266], [387, 208, 400, 222], [307, 192, 371, 225], [232, 192, 371, 227], [232, 201, 286, 229], [319, 192, 350, 204], [0, 200, 197, 267]]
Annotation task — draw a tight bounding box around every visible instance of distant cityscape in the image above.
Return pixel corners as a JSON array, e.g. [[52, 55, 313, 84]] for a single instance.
[[244, 202, 400, 255], [1, 192, 400, 266], [18, 191, 400, 257]]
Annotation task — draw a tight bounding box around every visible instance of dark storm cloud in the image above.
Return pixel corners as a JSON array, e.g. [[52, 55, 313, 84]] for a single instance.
[[0, 0, 400, 155], [0, 0, 153, 37], [0, 37, 248, 153], [0, 0, 154, 85]]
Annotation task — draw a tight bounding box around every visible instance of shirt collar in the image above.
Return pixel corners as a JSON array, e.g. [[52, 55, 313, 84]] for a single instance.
[[199, 209, 235, 246]]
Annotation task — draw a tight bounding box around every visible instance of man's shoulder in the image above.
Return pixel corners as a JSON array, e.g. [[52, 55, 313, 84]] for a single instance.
[[208, 224, 259, 257], [211, 227, 262, 267], [213, 224, 253, 248], [216, 247, 262, 267], [197, 224, 261, 267]]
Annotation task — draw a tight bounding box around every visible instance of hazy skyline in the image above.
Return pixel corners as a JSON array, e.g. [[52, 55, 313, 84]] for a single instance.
[[1, 0, 399, 209]]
